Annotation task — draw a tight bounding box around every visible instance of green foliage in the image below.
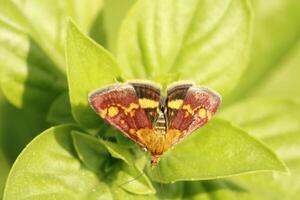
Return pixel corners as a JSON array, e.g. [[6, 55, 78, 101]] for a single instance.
[[221, 98, 300, 199], [0, 4, 65, 111], [117, 0, 251, 93], [228, 0, 300, 102], [1, 0, 299, 199], [3, 126, 155, 199], [253, 41, 300, 99], [3, 125, 114, 200], [0, 91, 49, 198], [148, 119, 287, 183], [66, 19, 120, 129], [47, 92, 74, 125]]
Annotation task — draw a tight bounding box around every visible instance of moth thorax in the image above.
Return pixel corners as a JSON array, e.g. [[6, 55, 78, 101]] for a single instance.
[[154, 111, 167, 135]]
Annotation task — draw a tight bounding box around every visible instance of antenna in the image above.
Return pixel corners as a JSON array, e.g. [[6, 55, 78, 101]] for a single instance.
[[116, 171, 145, 189], [115, 161, 150, 190], [114, 160, 166, 194]]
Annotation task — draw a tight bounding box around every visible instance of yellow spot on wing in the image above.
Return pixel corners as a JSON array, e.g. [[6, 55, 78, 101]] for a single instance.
[[139, 98, 159, 109], [129, 129, 136, 134], [168, 99, 183, 109], [198, 108, 206, 118], [108, 106, 119, 117], [124, 103, 139, 113], [182, 104, 194, 114], [99, 109, 107, 118]]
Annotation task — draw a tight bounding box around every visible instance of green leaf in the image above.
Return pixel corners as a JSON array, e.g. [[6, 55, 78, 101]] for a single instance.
[[220, 97, 300, 199], [229, 163, 300, 200], [180, 180, 261, 200], [47, 92, 75, 125], [3, 125, 114, 200], [0, 0, 107, 110], [112, 188, 157, 200], [99, 139, 132, 165], [0, 0, 33, 35], [253, 41, 300, 99], [117, 0, 252, 95], [1, 0, 105, 71], [0, 0, 66, 110], [0, 149, 10, 198], [99, 126, 137, 149], [66, 19, 121, 130], [219, 98, 300, 140], [115, 132, 136, 149], [0, 92, 49, 163], [147, 118, 287, 183], [154, 182, 184, 200], [0, 18, 66, 111], [71, 131, 109, 172], [0, 90, 48, 198], [102, 0, 136, 53], [150, 99, 297, 199], [113, 163, 156, 195], [71, 131, 155, 195], [0, 0, 64, 72], [230, 0, 300, 101]]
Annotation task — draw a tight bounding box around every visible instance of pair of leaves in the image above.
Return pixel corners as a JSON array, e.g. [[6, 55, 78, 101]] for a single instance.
[[3, 125, 155, 199], [72, 131, 154, 195], [3, 117, 287, 199], [3, 125, 113, 200]]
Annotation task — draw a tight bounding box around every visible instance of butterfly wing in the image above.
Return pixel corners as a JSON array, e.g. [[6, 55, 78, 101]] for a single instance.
[[166, 83, 221, 146], [89, 84, 152, 147], [88, 83, 162, 149]]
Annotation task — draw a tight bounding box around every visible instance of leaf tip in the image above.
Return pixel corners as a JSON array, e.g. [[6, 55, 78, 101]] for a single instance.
[[65, 17, 79, 40], [276, 160, 290, 175]]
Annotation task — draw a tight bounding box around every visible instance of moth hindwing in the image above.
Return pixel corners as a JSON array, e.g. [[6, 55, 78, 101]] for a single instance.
[[89, 81, 221, 166]]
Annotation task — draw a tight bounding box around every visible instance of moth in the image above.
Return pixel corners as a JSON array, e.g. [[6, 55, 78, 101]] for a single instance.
[[88, 81, 221, 167]]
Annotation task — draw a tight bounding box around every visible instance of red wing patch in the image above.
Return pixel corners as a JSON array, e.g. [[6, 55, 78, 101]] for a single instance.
[[167, 86, 221, 144], [88, 84, 154, 147]]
